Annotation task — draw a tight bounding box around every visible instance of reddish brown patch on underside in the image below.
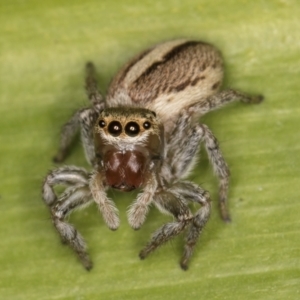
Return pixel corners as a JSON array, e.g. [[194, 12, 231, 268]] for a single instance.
[[104, 150, 147, 192]]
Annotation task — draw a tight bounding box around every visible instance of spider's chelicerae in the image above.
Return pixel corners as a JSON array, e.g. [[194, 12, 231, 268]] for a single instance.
[[42, 39, 263, 270]]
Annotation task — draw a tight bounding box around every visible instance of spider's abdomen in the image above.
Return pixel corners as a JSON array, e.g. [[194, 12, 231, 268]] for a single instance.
[[103, 149, 147, 192], [106, 40, 224, 129]]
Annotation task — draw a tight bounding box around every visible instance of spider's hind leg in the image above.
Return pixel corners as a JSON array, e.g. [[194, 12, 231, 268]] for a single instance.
[[188, 89, 263, 116]]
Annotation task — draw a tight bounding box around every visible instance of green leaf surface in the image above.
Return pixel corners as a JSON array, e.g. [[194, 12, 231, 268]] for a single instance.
[[1, 1, 299, 299]]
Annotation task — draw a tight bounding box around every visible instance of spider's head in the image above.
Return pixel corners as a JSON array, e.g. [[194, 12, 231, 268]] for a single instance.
[[94, 107, 164, 191]]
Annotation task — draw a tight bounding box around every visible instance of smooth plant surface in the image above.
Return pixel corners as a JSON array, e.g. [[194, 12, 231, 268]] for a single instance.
[[0, 1, 299, 299]]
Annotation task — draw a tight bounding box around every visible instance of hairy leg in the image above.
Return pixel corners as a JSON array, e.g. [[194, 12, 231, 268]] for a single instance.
[[164, 112, 203, 180], [51, 185, 93, 270], [127, 172, 158, 230], [53, 111, 81, 163], [163, 111, 229, 222], [53, 62, 105, 164], [200, 124, 231, 221], [42, 166, 90, 205], [139, 183, 211, 270], [188, 88, 263, 116], [53, 105, 104, 164], [42, 166, 93, 270], [85, 62, 104, 106], [89, 171, 120, 230], [170, 181, 211, 270], [139, 189, 193, 261], [78, 107, 101, 165]]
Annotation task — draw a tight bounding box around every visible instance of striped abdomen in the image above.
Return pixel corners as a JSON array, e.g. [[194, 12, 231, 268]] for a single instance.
[[106, 40, 224, 130]]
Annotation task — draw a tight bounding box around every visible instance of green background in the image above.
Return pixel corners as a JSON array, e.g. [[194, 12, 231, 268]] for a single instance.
[[1, 0, 299, 299]]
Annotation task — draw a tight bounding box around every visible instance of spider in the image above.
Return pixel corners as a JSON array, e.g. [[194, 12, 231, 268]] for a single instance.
[[42, 40, 263, 270]]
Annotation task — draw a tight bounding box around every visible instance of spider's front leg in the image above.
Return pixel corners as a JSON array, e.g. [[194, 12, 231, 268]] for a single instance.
[[139, 186, 211, 270], [139, 190, 193, 260], [42, 166, 93, 270], [170, 181, 212, 270]]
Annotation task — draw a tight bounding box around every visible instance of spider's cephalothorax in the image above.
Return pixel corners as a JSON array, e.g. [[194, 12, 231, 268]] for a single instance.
[[94, 107, 164, 192], [42, 40, 263, 271]]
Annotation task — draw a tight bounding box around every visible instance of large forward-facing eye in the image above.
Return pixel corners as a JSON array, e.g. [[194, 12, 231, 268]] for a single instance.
[[108, 121, 122, 137], [125, 122, 140, 137]]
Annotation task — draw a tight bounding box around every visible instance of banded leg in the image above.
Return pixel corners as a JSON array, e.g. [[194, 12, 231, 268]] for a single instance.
[[51, 185, 93, 270], [53, 104, 104, 165], [163, 113, 229, 221], [42, 166, 93, 270], [53, 111, 80, 163], [85, 62, 104, 106], [201, 124, 231, 221], [78, 107, 101, 165], [139, 190, 193, 261], [42, 166, 90, 206], [164, 112, 203, 180], [170, 181, 211, 270], [80, 62, 105, 163], [53, 62, 105, 164], [188, 89, 263, 115]]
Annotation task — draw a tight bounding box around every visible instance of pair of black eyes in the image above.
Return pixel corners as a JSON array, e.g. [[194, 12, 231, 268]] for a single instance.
[[99, 120, 151, 137]]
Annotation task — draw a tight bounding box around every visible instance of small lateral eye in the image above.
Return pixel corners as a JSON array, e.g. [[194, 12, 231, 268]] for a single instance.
[[143, 121, 151, 130], [125, 122, 140, 137], [99, 120, 106, 128], [108, 121, 122, 137]]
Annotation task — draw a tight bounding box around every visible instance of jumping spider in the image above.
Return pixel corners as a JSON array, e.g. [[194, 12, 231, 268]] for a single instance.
[[42, 40, 263, 270]]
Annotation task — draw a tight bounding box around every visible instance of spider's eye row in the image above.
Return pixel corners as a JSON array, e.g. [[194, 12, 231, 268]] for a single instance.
[[108, 121, 122, 137], [105, 120, 149, 137], [125, 122, 140, 137], [99, 120, 106, 128], [143, 121, 151, 130]]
